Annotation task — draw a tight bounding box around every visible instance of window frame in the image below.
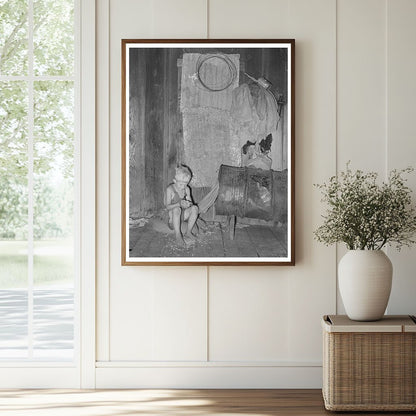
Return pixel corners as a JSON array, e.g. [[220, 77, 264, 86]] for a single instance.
[[0, 0, 96, 388]]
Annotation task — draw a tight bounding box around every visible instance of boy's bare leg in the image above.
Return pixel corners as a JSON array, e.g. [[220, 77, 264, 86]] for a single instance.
[[172, 207, 186, 247], [184, 205, 199, 241]]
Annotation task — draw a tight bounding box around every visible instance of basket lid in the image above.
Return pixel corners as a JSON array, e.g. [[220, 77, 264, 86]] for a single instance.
[[322, 315, 416, 333]]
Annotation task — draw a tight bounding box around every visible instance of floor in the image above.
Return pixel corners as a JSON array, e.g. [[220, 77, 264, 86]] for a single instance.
[[129, 217, 287, 258], [0, 389, 413, 415]]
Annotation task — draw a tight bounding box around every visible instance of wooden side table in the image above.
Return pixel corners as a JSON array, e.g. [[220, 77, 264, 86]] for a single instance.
[[322, 315, 416, 411]]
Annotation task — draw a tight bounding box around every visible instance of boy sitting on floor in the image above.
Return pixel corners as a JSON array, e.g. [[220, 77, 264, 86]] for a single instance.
[[165, 165, 199, 246]]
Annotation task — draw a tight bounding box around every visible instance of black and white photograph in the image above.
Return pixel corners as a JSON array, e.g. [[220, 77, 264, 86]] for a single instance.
[[122, 40, 295, 265]]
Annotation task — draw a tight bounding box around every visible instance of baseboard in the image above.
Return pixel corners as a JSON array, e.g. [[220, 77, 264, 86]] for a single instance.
[[95, 365, 323, 388]]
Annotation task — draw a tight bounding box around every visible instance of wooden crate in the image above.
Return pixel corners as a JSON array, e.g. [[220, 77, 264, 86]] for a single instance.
[[322, 315, 416, 411]]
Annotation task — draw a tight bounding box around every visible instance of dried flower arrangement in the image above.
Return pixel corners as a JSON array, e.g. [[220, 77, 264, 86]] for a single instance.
[[314, 164, 416, 250]]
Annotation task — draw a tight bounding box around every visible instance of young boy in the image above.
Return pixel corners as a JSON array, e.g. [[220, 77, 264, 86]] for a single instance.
[[165, 165, 199, 246]]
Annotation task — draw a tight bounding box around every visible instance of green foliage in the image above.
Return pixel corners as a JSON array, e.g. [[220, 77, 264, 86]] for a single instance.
[[314, 164, 416, 250], [0, 174, 73, 240], [34, 81, 74, 178], [34, 175, 74, 239], [0, 176, 27, 238], [0, 0, 74, 76], [0, 0, 28, 75], [0, 81, 28, 238], [33, 0, 74, 75], [0, 81, 28, 179]]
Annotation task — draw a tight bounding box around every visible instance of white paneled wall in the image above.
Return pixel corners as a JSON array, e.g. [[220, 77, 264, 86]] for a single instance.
[[336, 0, 388, 313], [337, 0, 387, 172], [209, 267, 290, 362], [386, 0, 416, 314], [95, 0, 416, 388]]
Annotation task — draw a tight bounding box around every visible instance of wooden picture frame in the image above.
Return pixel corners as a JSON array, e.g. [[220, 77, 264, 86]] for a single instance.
[[122, 39, 295, 265]]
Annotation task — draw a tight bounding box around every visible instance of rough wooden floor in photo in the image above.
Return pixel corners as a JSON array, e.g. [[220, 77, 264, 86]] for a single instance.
[[129, 217, 287, 258], [0, 389, 413, 415]]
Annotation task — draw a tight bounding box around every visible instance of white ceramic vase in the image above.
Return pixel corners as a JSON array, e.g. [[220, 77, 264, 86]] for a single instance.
[[338, 250, 393, 321]]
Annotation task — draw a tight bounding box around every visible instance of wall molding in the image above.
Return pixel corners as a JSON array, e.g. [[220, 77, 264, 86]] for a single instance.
[[96, 365, 322, 388], [96, 360, 321, 368], [96, 0, 111, 363], [80, 0, 96, 388]]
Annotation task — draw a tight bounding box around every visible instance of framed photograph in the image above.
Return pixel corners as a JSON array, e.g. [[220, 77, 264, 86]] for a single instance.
[[122, 39, 295, 265]]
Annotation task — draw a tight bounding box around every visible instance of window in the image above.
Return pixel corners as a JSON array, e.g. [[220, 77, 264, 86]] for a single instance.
[[0, 0, 77, 361]]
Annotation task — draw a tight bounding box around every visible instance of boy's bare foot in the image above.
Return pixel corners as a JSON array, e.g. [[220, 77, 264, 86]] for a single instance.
[[175, 235, 186, 247]]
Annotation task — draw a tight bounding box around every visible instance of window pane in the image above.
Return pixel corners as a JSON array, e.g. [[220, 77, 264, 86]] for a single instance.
[[0, 81, 28, 359], [0, 80, 28, 248], [33, 287, 74, 360], [33, 80, 74, 359], [0, 289, 28, 359], [33, 81, 74, 256], [0, 0, 28, 76], [0, 81, 28, 169], [33, 0, 74, 76]]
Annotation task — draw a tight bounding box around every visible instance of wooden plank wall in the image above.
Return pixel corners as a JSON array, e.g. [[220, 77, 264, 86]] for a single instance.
[[238, 48, 288, 100], [144, 49, 164, 214], [165, 49, 182, 204], [129, 48, 182, 218], [129, 49, 147, 218]]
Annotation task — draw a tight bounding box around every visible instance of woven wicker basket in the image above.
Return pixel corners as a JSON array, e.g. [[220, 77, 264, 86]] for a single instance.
[[322, 315, 416, 411]]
